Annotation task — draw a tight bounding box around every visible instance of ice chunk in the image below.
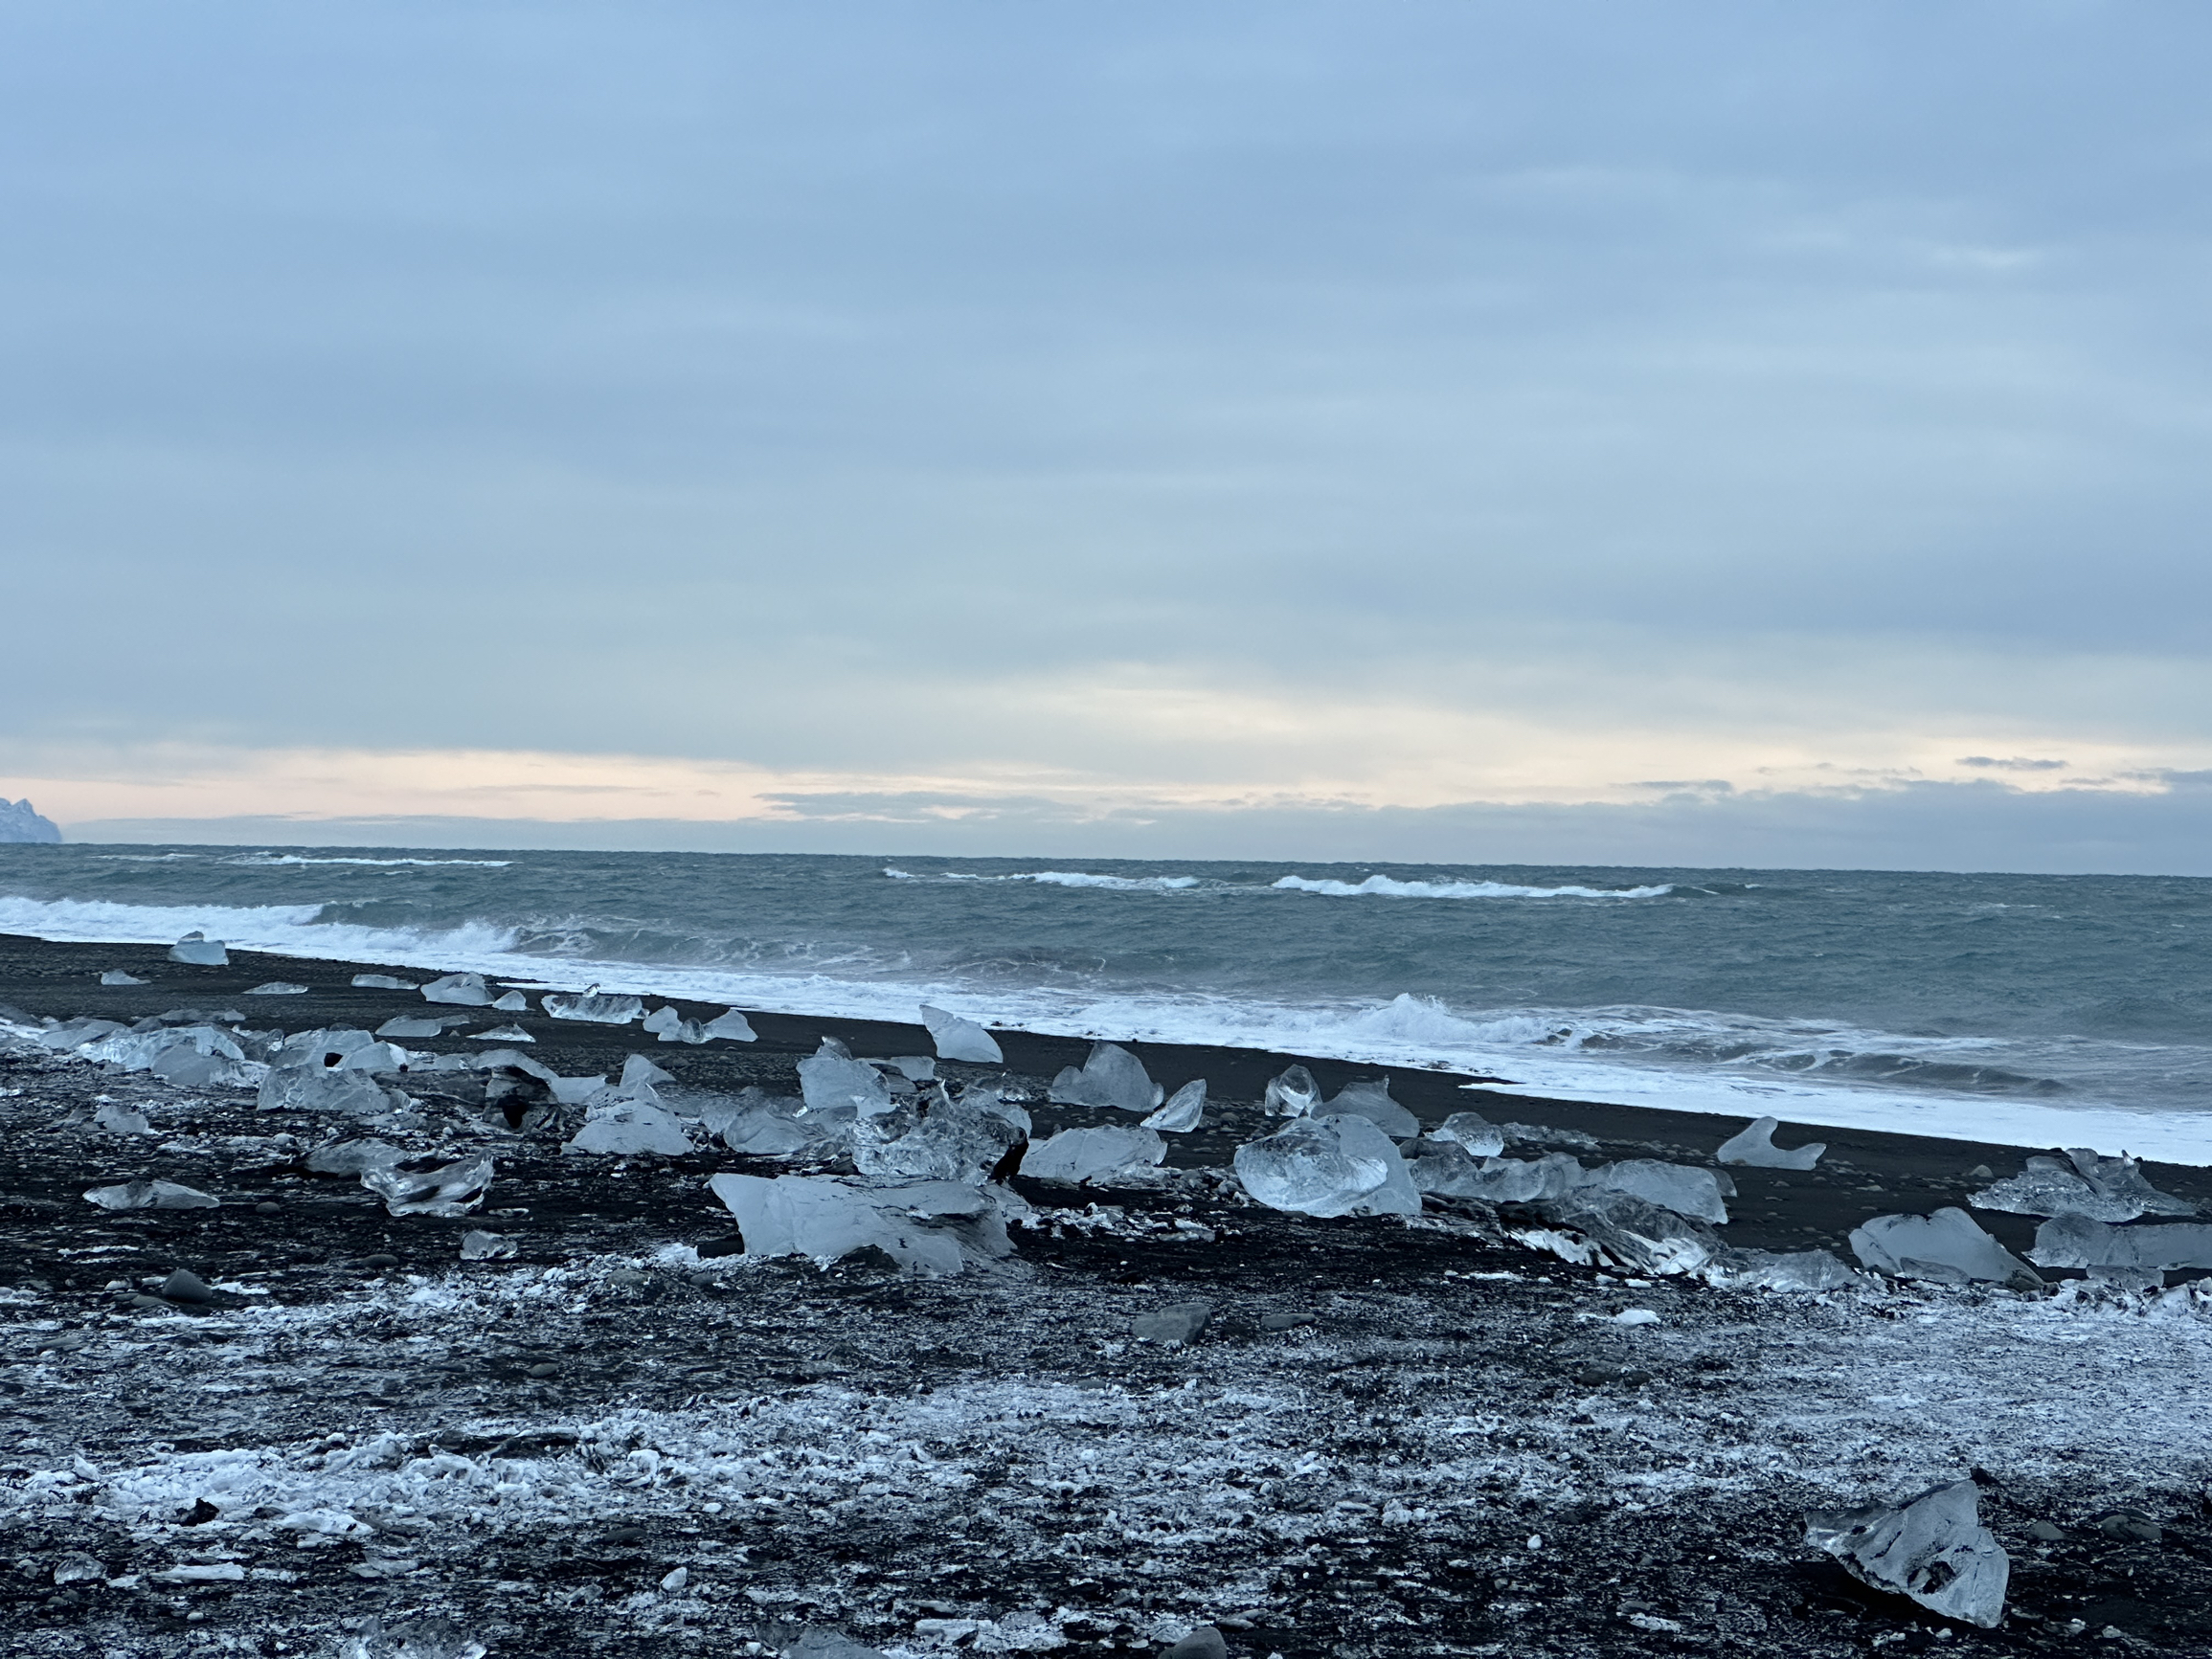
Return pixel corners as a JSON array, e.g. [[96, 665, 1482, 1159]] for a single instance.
[[1707, 1247, 1863, 1291], [273, 1026, 383, 1068], [362, 1152, 493, 1217], [490, 990, 529, 1012], [51, 1551, 103, 1585], [884, 1055, 936, 1081], [1234, 1115, 1420, 1218], [1131, 1301, 1212, 1345], [351, 974, 420, 990], [420, 972, 490, 1006], [704, 1008, 757, 1042], [460, 1229, 515, 1261], [1409, 1145, 1583, 1203], [1320, 1077, 1419, 1137], [707, 1173, 1015, 1275], [1430, 1110, 1504, 1156], [1142, 1078, 1207, 1132], [782, 1629, 890, 1659], [1049, 1042, 1163, 1113], [100, 970, 148, 986], [1513, 1189, 1723, 1277], [1850, 1207, 2043, 1289], [305, 1139, 405, 1176], [245, 981, 310, 996], [84, 1178, 219, 1210], [799, 1037, 895, 1117], [1716, 1114, 1826, 1169], [542, 987, 645, 1024], [375, 1013, 465, 1039], [257, 1066, 415, 1117], [621, 1053, 675, 1089], [93, 1101, 153, 1134], [1021, 1126, 1167, 1186], [467, 1023, 534, 1042], [919, 1003, 1003, 1065], [1579, 1159, 1731, 1224], [336, 1613, 486, 1659], [854, 1093, 1026, 1182], [1971, 1151, 2194, 1223], [713, 1089, 842, 1157], [642, 1005, 683, 1037], [39, 1017, 129, 1050], [1804, 1479, 2008, 1627], [82, 1023, 265, 1089], [2027, 1214, 2212, 1285], [334, 1041, 410, 1072], [168, 932, 228, 966], [1262, 1065, 1321, 1118], [564, 1095, 693, 1156]]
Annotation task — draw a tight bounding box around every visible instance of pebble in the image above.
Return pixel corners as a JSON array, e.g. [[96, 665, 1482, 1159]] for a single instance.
[[256, 1201, 282, 1215], [1259, 1312, 1313, 1333], [2097, 1510, 2162, 1545], [1162, 1627, 1228, 1659], [2025, 1519, 2065, 1541], [158, 1268, 216, 1305]]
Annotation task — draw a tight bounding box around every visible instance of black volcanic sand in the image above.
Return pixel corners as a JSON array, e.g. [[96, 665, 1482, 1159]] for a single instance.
[[2, 930, 2210, 1658]]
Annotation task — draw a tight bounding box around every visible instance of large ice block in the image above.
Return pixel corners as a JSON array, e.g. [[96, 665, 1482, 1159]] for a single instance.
[[1849, 1207, 2043, 1289], [420, 973, 492, 1007], [257, 1065, 414, 1117], [1429, 1110, 1504, 1156], [1513, 1189, 1722, 1277], [563, 1097, 693, 1156], [852, 1092, 1025, 1182], [362, 1153, 494, 1218], [707, 1173, 1014, 1275], [1021, 1126, 1166, 1186], [1141, 1079, 1207, 1132], [919, 1004, 1003, 1065], [1320, 1077, 1419, 1138], [2027, 1213, 2212, 1284], [1579, 1159, 1731, 1224], [167, 932, 228, 966], [1408, 1145, 1582, 1203], [799, 1036, 895, 1117], [1804, 1480, 2008, 1627], [1049, 1042, 1163, 1113], [1716, 1115, 1825, 1169], [1234, 1115, 1420, 1218], [542, 987, 645, 1024], [1971, 1151, 2194, 1223], [704, 1008, 757, 1042]]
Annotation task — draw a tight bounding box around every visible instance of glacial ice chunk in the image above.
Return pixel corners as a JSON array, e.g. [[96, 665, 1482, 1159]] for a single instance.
[[1513, 1189, 1723, 1277], [1707, 1247, 1864, 1291], [1804, 1479, 2009, 1627], [1971, 1151, 2195, 1223], [707, 1173, 1015, 1275], [1049, 1042, 1163, 1113], [1409, 1145, 1582, 1203], [352, 975, 420, 991], [93, 1100, 153, 1134], [1320, 1077, 1419, 1138], [542, 987, 645, 1024], [421, 973, 491, 1007], [168, 932, 228, 966], [460, 1230, 514, 1261], [1234, 1115, 1420, 1218], [1142, 1078, 1207, 1132], [1849, 1207, 2043, 1289], [305, 1139, 406, 1177], [490, 990, 528, 1012], [468, 1023, 534, 1042], [1716, 1115, 1826, 1169], [1580, 1159, 1731, 1224], [376, 1013, 468, 1040], [82, 1023, 265, 1089], [1021, 1126, 1167, 1186], [799, 1037, 895, 1117], [564, 1097, 693, 1156], [712, 1089, 843, 1157], [853, 1093, 1026, 1182], [1262, 1065, 1321, 1118], [272, 1027, 383, 1068], [2027, 1213, 2212, 1284], [84, 1179, 219, 1211], [257, 1065, 414, 1117], [642, 1005, 684, 1038], [1430, 1110, 1504, 1156], [362, 1153, 493, 1217], [704, 1008, 757, 1042], [919, 1003, 1003, 1065], [621, 1053, 675, 1089], [100, 970, 148, 986], [39, 1018, 128, 1050], [245, 981, 309, 997], [1131, 1301, 1212, 1345], [884, 1055, 936, 1081]]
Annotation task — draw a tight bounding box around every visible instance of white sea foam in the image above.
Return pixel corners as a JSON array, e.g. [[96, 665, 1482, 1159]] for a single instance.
[[1274, 874, 1675, 901], [886, 867, 1203, 892], [223, 854, 512, 868]]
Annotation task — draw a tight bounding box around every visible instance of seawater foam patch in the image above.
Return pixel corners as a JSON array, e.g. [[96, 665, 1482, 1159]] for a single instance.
[[1274, 874, 1675, 901], [224, 853, 514, 868], [887, 867, 1204, 892]]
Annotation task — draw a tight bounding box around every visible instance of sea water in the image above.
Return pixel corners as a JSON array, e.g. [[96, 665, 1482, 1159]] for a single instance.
[[1, 846, 2206, 1160]]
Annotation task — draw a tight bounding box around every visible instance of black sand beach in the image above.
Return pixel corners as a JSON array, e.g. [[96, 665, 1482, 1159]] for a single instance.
[[4, 931, 2209, 1657]]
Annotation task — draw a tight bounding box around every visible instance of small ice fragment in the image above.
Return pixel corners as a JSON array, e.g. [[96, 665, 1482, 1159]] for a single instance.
[[642, 1005, 682, 1038], [460, 1230, 515, 1261], [660, 1566, 689, 1593], [52, 1551, 103, 1585], [1610, 1307, 1659, 1326], [490, 989, 528, 1012], [84, 1179, 219, 1211], [158, 1267, 217, 1304], [782, 1630, 891, 1659], [305, 1139, 405, 1176], [362, 1153, 493, 1217], [1262, 1064, 1321, 1118], [245, 981, 309, 996], [2027, 1214, 2212, 1282], [1707, 1247, 1863, 1291], [421, 973, 491, 1007], [1849, 1207, 2044, 1289], [1161, 1628, 1228, 1659], [1971, 1151, 2195, 1223], [1142, 1078, 1207, 1132], [1234, 1115, 1420, 1218], [1579, 1159, 1731, 1224], [467, 1024, 534, 1042], [563, 1098, 692, 1156], [351, 974, 420, 990], [621, 1053, 675, 1089], [542, 986, 645, 1023], [93, 1101, 153, 1134], [1048, 1042, 1163, 1113], [799, 1037, 895, 1117], [1020, 1126, 1167, 1186], [1430, 1110, 1504, 1156], [703, 1008, 757, 1042], [1716, 1115, 1826, 1169], [1130, 1301, 1212, 1345], [167, 932, 228, 966], [1804, 1479, 2009, 1627], [707, 1172, 1014, 1276], [1321, 1077, 1418, 1137], [919, 1003, 1003, 1065], [100, 970, 147, 986], [258, 1066, 414, 1117]]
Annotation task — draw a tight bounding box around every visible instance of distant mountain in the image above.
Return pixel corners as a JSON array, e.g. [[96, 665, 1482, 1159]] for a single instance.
[[0, 797, 61, 843]]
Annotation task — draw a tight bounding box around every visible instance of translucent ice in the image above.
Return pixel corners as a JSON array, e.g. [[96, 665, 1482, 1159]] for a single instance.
[[100, 970, 147, 986], [1707, 1247, 1863, 1291], [168, 932, 228, 966], [39, 1018, 128, 1050], [490, 990, 529, 1013], [376, 1014, 468, 1040], [884, 1056, 937, 1081], [1320, 1077, 1419, 1138], [93, 1100, 153, 1134], [1408, 1145, 1582, 1203], [1142, 1079, 1207, 1132], [1049, 1042, 1163, 1113], [1971, 1151, 2195, 1223], [707, 1173, 1015, 1275], [2027, 1214, 2212, 1284], [919, 1003, 1003, 1065], [257, 1065, 414, 1117], [799, 1037, 895, 1117], [642, 1006, 683, 1038], [1430, 1110, 1504, 1156], [1021, 1126, 1167, 1186], [82, 1023, 265, 1089], [1262, 1065, 1321, 1118], [621, 1053, 675, 1090], [418, 973, 489, 1006], [1716, 1115, 1826, 1169], [1804, 1480, 2009, 1627], [84, 1178, 218, 1210], [305, 1138, 405, 1176], [1234, 1115, 1420, 1218], [362, 1153, 493, 1217], [1579, 1159, 1731, 1224], [564, 1089, 692, 1155], [351, 975, 420, 991], [245, 981, 309, 997], [712, 1089, 842, 1157], [460, 1229, 514, 1261], [1512, 1190, 1723, 1277], [468, 1023, 534, 1042], [704, 1008, 757, 1042], [542, 987, 645, 1024], [268, 1027, 382, 1069], [855, 1093, 1027, 1183], [1849, 1207, 2043, 1289]]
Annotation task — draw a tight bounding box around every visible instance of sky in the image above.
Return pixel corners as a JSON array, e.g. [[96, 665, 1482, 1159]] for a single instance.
[[5, 2, 2212, 872]]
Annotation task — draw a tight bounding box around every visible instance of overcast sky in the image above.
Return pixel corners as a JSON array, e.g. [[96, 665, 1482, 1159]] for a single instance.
[[5, 3, 2211, 870]]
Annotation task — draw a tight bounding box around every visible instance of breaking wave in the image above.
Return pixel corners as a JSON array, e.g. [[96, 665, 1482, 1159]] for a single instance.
[[1272, 875, 1675, 901], [224, 854, 513, 868], [886, 867, 1203, 892]]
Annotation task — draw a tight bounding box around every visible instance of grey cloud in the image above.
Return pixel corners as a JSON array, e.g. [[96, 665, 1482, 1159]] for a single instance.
[[1959, 756, 2069, 772]]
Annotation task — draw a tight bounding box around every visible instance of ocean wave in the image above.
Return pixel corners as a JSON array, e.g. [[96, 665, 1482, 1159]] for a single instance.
[[222, 854, 513, 868], [0, 893, 523, 967], [1273, 874, 1675, 901], [885, 867, 1203, 892]]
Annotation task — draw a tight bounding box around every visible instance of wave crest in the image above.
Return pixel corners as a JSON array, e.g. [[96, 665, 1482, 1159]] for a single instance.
[[1274, 874, 1673, 901]]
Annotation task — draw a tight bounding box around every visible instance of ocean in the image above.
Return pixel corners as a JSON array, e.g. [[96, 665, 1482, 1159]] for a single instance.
[[1, 845, 2206, 1160]]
